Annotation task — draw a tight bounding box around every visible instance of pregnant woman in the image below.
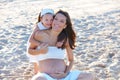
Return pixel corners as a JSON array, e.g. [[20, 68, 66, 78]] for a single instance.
[[28, 10, 96, 80]]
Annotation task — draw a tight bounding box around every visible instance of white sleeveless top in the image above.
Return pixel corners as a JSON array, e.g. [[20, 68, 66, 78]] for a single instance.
[[35, 46, 65, 61], [27, 44, 65, 62]]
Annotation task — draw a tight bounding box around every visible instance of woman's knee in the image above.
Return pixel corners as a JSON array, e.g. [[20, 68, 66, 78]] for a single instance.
[[77, 72, 96, 80]]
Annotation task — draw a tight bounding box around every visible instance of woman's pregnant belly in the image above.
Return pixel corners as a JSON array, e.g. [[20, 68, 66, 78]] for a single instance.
[[39, 59, 66, 74]]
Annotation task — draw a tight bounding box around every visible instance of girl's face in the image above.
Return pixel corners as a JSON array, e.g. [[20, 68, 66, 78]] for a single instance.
[[52, 13, 67, 32], [41, 14, 53, 28]]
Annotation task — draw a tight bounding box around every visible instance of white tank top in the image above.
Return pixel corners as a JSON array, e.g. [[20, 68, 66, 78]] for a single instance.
[[36, 46, 65, 61]]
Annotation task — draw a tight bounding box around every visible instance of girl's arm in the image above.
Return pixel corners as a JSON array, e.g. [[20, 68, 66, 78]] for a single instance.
[[28, 42, 48, 55], [29, 25, 41, 46], [28, 25, 48, 55]]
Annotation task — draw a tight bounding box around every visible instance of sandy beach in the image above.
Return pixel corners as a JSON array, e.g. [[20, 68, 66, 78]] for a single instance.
[[0, 0, 120, 80]]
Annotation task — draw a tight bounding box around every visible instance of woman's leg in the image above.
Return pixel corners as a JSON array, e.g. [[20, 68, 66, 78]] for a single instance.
[[77, 72, 97, 80]]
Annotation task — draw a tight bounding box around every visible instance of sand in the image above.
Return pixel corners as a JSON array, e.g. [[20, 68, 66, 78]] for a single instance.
[[0, 0, 120, 80]]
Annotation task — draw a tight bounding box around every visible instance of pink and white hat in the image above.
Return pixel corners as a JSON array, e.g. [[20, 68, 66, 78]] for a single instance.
[[40, 8, 54, 17]]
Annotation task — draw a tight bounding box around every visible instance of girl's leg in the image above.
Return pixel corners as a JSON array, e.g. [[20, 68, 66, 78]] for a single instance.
[[32, 76, 47, 80], [31, 73, 47, 80], [33, 62, 39, 74]]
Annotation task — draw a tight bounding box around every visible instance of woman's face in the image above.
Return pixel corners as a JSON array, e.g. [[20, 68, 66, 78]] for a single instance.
[[52, 13, 67, 32]]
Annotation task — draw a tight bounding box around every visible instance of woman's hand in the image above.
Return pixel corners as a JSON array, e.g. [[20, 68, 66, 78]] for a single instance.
[[49, 72, 68, 79]]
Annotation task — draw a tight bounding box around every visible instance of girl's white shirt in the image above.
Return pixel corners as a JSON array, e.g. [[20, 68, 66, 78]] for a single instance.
[[37, 22, 48, 30]]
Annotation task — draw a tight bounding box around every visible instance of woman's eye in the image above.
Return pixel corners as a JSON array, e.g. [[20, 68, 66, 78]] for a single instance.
[[60, 20, 64, 23]]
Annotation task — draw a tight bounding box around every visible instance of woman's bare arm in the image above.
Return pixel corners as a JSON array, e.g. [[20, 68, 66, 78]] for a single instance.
[[64, 40, 74, 73]]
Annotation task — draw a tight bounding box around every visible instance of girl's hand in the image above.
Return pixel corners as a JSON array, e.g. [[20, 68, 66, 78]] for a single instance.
[[36, 43, 48, 54]]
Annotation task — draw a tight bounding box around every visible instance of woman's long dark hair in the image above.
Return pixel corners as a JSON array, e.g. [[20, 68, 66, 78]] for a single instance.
[[56, 10, 76, 49]]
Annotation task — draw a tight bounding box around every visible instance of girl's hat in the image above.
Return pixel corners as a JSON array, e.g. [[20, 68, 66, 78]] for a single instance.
[[41, 8, 54, 17]]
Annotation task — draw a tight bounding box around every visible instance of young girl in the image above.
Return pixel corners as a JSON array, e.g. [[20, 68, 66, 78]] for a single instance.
[[29, 8, 54, 46], [27, 8, 54, 74], [27, 8, 66, 74]]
